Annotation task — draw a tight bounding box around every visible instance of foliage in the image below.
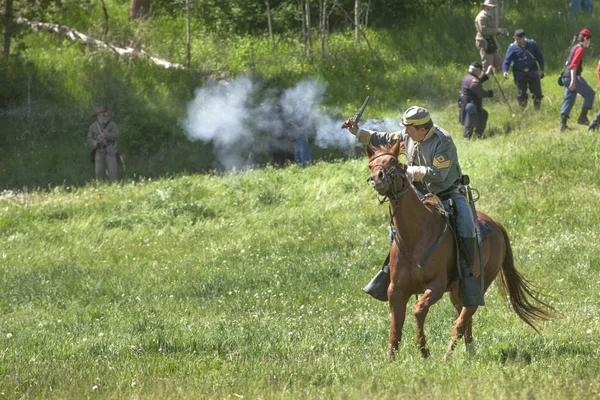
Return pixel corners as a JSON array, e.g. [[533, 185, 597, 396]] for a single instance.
[[1, 0, 600, 189]]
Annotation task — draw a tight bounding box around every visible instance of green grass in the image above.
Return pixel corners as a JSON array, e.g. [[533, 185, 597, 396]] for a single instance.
[[1, 117, 599, 398], [2, 1, 600, 397]]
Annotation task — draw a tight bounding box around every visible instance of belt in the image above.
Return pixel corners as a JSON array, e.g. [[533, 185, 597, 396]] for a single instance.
[[513, 68, 534, 72], [436, 185, 460, 201]]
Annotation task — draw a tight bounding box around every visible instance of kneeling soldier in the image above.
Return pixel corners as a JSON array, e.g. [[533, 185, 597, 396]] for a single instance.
[[459, 62, 497, 139]]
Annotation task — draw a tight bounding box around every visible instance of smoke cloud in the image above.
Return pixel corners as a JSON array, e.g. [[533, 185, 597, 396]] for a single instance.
[[182, 76, 401, 169]]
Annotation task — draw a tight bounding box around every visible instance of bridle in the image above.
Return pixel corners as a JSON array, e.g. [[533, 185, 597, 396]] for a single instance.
[[367, 152, 411, 204], [368, 150, 450, 269]]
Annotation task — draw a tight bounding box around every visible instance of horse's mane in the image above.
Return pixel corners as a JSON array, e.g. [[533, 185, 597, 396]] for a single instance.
[[368, 141, 407, 162]]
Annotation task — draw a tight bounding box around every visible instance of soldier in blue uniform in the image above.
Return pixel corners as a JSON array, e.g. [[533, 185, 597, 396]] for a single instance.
[[458, 62, 497, 139], [342, 107, 484, 307], [502, 29, 545, 110]]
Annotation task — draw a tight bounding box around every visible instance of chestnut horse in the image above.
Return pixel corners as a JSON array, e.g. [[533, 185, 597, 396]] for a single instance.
[[366, 141, 552, 360]]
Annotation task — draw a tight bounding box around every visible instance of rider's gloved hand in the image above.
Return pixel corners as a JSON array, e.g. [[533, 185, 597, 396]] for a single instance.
[[407, 166, 427, 181]]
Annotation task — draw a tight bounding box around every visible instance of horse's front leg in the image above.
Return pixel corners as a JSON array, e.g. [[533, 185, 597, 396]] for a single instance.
[[388, 283, 410, 359], [413, 283, 445, 358]]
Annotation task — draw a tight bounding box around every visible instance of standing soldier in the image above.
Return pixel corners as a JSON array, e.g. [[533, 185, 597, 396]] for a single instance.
[[458, 62, 497, 139], [87, 106, 120, 182], [502, 29, 545, 110], [475, 0, 504, 74], [559, 29, 594, 132]]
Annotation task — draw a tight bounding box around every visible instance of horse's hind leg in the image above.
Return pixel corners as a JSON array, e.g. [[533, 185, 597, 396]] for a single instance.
[[413, 283, 445, 358], [448, 289, 476, 355], [464, 319, 476, 354], [443, 304, 478, 360]]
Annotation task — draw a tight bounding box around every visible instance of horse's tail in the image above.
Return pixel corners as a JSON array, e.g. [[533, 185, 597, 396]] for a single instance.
[[496, 222, 554, 334]]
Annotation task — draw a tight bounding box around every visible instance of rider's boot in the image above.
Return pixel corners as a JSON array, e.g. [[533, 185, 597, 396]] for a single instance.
[[459, 237, 485, 307], [363, 264, 390, 301]]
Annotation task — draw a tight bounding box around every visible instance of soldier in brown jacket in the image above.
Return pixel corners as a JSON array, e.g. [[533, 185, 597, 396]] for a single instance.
[[87, 107, 120, 182], [475, 0, 504, 73]]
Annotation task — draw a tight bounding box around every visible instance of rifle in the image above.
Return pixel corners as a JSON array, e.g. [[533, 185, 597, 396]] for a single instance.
[[490, 72, 514, 115]]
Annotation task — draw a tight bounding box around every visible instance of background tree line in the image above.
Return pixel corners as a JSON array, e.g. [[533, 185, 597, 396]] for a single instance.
[[0, 0, 594, 189]]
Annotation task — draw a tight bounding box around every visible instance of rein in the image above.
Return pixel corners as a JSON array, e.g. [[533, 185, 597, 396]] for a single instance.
[[369, 151, 450, 269], [368, 152, 410, 204]]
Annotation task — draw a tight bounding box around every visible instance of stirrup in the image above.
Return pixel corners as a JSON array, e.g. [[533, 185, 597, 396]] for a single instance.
[[362, 265, 390, 302]]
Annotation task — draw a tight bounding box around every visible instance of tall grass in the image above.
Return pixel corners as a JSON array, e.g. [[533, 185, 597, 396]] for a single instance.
[[1, 117, 599, 398]]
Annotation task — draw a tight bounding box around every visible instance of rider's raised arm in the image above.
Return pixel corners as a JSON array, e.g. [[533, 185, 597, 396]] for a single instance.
[[356, 129, 408, 147]]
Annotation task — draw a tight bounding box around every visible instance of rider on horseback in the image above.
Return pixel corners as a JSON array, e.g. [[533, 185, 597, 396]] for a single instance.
[[343, 106, 484, 307]]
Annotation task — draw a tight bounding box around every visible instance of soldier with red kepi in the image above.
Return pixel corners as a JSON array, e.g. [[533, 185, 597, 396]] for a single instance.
[[559, 28, 594, 132]]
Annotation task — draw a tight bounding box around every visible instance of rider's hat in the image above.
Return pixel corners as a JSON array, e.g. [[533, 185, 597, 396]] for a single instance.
[[402, 106, 431, 126]]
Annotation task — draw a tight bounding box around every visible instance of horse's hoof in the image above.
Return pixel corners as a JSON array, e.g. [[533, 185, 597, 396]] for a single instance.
[[465, 342, 476, 355], [420, 348, 430, 358], [388, 348, 397, 361]]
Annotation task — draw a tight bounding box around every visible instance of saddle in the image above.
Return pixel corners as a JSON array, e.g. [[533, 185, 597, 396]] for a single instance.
[[423, 192, 492, 286], [423, 192, 492, 239]]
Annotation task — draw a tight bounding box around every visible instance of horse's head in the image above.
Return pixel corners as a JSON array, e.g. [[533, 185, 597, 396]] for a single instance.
[[366, 141, 409, 198]]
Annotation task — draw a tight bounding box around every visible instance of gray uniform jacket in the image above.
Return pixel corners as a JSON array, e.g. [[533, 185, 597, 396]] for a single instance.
[[475, 9, 499, 46], [87, 120, 119, 155], [362, 125, 462, 195]]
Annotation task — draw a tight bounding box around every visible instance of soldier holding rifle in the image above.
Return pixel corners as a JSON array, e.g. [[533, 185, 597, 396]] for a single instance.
[[87, 106, 120, 182]]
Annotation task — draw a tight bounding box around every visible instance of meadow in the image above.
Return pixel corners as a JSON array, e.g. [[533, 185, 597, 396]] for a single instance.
[[2, 0, 600, 398], [1, 110, 599, 398]]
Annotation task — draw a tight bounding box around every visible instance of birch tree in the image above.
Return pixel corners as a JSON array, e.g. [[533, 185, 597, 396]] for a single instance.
[[354, 0, 360, 42]]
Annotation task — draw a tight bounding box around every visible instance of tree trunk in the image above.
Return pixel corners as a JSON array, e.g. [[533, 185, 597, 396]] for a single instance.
[[186, 0, 191, 68], [2, 0, 13, 58], [16, 17, 184, 69], [300, 0, 307, 56], [365, 0, 370, 28], [130, 0, 150, 19], [265, 0, 275, 51], [100, 0, 109, 42], [305, 0, 312, 57], [320, 0, 327, 57], [354, 0, 360, 42]]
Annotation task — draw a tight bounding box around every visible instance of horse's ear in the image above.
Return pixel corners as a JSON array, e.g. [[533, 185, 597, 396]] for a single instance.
[[391, 140, 405, 157], [365, 145, 375, 159]]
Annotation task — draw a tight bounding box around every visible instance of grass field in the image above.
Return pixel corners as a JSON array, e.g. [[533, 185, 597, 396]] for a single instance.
[[1, 99, 599, 398]]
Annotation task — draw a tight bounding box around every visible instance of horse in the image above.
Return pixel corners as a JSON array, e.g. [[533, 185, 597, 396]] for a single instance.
[[365, 141, 553, 360]]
